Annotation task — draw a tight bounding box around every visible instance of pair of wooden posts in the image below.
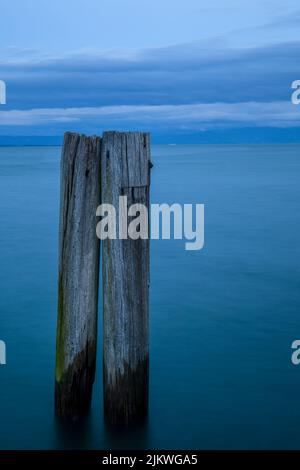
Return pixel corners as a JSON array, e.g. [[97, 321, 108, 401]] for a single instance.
[[55, 131, 151, 425]]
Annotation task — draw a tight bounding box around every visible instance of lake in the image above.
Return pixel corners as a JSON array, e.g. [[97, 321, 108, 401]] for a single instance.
[[0, 144, 299, 449]]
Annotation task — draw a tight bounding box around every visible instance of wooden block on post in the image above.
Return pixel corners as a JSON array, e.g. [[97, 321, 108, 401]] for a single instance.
[[55, 132, 101, 420], [101, 131, 151, 426]]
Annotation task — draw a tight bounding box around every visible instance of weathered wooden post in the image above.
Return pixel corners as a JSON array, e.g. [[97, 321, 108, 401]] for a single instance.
[[101, 131, 151, 426], [55, 132, 101, 420]]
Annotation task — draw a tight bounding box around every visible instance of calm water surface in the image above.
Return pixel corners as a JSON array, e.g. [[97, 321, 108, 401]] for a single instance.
[[0, 144, 299, 449]]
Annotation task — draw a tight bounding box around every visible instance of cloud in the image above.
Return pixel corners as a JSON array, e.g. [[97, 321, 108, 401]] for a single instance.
[[1, 40, 300, 112], [1, 39, 300, 139], [0, 101, 299, 132]]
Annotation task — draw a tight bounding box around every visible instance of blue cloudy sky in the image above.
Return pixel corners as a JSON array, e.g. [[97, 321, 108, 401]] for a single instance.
[[1, 0, 300, 143]]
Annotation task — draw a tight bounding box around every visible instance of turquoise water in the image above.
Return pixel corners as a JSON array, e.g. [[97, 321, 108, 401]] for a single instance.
[[0, 144, 300, 449]]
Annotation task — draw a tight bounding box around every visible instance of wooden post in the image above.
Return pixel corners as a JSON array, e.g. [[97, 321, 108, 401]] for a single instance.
[[55, 132, 101, 420], [101, 131, 151, 426]]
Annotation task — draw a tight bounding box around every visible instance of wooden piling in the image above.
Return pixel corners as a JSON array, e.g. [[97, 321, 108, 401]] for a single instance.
[[55, 132, 101, 420], [101, 131, 151, 426]]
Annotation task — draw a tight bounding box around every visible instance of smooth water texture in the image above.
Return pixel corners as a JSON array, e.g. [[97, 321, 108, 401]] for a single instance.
[[0, 144, 299, 449]]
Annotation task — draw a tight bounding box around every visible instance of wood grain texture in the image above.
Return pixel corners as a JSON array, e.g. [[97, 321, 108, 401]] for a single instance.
[[55, 132, 101, 420], [101, 131, 150, 425]]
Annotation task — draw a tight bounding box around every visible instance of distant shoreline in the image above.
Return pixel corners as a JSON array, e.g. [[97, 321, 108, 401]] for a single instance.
[[1, 142, 300, 148], [2, 130, 300, 147]]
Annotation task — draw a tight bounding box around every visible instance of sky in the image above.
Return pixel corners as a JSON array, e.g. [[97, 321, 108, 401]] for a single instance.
[[1, 0, 300, 143]]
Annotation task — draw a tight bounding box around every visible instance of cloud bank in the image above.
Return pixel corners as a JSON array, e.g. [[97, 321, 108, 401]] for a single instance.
[[0, 101, 299, 129], [0, 40, 300, 141]]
